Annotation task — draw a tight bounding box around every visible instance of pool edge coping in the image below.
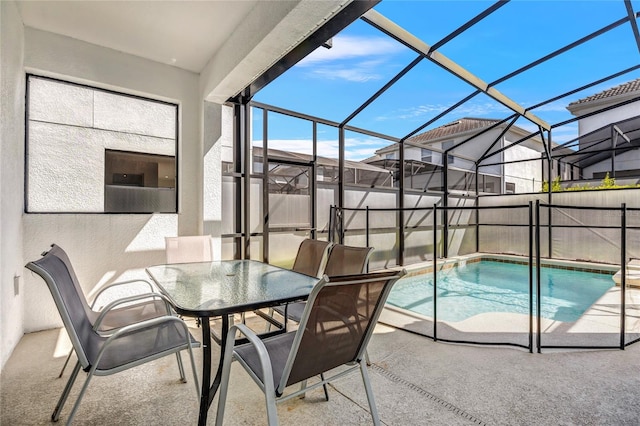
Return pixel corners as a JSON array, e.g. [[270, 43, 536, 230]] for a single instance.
[[389, 253, 619, 278]]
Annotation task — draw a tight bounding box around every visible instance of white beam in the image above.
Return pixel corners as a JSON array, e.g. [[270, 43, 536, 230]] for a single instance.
[[363, 9, 551, 131]]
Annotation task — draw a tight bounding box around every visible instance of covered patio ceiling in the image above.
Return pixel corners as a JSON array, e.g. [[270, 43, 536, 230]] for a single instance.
[[16, 0, 356, 103], [17, 0, 259, 73]]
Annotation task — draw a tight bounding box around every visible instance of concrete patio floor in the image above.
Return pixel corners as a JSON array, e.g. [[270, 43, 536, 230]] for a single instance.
[[2, 322, 640, 425]]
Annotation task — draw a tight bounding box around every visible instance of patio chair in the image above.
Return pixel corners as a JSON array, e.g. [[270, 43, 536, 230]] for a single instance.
[[324, 244, 374, 276], [50, 244, 177, 378], [165, 235, 214, 264], [215, 269, 406, 426], [26, 247, 200, 425], [261, 239, 332, 330], [291, 238, 333, 278], [277, 244, 376, 376], [275, 244, 374, 324]]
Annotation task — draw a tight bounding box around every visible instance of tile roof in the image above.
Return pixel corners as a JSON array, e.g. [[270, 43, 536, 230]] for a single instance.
[[568, 78, 640, 107], [406, 117, 501, 144]]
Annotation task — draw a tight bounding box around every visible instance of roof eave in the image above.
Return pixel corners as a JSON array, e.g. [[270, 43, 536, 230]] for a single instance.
[[567, 91, 640, 116], [409, 122, 543, 146]]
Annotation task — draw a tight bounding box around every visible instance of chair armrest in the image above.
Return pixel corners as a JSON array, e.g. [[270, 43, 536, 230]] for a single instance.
[[93, 292, 174, 331], [229, 323, 265, 347], [103, 315, 194, 344], [92, 315, 198, 372], [226, 324, 275, 386], [90, 279, 156, 309]]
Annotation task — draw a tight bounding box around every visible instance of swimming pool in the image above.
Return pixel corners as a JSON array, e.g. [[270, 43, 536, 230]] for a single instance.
[[387, 260, 615, 322]]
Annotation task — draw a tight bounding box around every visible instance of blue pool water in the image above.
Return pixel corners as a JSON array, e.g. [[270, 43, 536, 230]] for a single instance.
[[387, 260, 614, 322]]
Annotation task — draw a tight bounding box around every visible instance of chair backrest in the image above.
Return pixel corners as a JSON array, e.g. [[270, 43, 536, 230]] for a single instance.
[[323, 244, 373, 276], [43, 244, 100, 322], [291, 239, 332, 278], [165, 235, 213, 264], [26, 247, 100, 369], [280, 269, 405, 391]]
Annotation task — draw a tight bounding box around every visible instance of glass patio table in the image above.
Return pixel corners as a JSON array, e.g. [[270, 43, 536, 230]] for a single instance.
[[146, 260, 319, 426]]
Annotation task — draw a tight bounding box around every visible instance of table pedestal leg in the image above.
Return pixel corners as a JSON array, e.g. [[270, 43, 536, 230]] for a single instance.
[[198, 315, 230, 426]]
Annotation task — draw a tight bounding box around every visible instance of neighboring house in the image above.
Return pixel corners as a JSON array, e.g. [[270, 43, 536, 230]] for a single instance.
[[565, 78, 640, 181], [365, 118, 547, 194]]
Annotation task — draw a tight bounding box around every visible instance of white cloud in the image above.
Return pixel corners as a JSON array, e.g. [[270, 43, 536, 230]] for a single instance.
[[310, 59, 387, 83], [377, 104, 448, 121], [252, 136, 392, 162], [297, 35, 404, 67], [460, 102, 511, 116], [296, 35, 405, 83]]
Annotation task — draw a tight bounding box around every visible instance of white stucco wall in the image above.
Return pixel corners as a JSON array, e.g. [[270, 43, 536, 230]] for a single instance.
[[203, 102, 232, 260], [21, 28, 202, 333], [577, 101, 640, 136], [0, 0, 26, 369], [504, 143, 542, 193], [23, 214, 178, 332], [25, 27, 202, 230]]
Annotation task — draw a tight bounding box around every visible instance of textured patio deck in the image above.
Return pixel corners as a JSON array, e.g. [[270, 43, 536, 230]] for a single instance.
[[2, 322, 640, 425]]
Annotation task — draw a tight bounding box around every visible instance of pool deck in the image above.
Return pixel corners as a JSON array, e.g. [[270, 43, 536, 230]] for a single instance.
[[3, 322, 640, 425], [4, 254, 639, 424]]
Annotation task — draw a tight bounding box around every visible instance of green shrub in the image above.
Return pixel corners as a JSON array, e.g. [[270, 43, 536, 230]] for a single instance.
[[539, 172, 640, 192], [600, 172, 616, 188]]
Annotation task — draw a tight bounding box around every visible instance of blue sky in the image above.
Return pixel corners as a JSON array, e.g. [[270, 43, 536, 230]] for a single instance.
[[254, 1, 640, 161]]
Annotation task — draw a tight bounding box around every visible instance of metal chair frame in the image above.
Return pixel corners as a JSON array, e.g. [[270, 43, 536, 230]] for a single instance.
[[26, 248, 200, 425], [272, 243, 376, 370], [48, 244, 174, 378], [215, 270, 406, 426]]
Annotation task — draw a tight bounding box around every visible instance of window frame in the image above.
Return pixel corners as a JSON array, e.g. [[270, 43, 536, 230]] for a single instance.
[[24, 74, 179, 214], [421, 148, 433, 163]]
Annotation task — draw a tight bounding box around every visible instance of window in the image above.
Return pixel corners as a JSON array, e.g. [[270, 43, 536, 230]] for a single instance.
[[421, 148, 433, 163], [104, 150, 176, 212], [25, 75, 178, 213], [505, 182, 516, 194]]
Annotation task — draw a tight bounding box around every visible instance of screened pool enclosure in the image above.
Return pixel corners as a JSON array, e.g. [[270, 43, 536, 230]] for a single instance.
[[220, 1, 640, 350]]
